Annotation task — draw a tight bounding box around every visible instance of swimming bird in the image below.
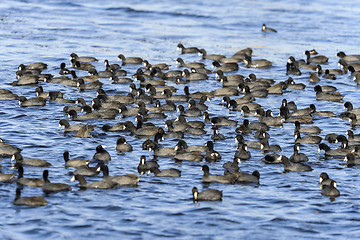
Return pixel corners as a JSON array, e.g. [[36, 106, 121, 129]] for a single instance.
[[262, 24, 277, 32], [12, 153, 52, 167], [294, 131, 322, 144], [319, 172, 334, 186], [321, 180, 340, 198], [289, 143, 309, 162], [192, 187, 222, 201], [198, 49, 225, 61], [344, 153, 360, 167], [116, 136, 133, 152], [100, 165, 139, 186], [0, 138, 21, 157], [336, 51, 360, 63], [17, 165, 44, 187], [13, 188, 48, 206], [92, 145, 111, 161], [70, 53, 98, 62], [149, 167, 181, 177], [177, 43, 199, 54], [137, 155, 159, 175], [243, 55, 272, 68], [314, 85, 344, 102], [18, 96, 46, 107], [281, 157, 312, 172], [318, 143, 351, 157], [304, 50, 328, 64], [63, 151, 89, 168], [226, 170, 260, 184], [42, 170, 71, 193], [201, 165, 236, 184], [118, 54, 143, 65], [71, 174, 118, 189], [176, 58, 205, 68]]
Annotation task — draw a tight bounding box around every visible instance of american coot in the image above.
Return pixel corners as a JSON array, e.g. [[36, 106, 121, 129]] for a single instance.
[[13, 188, 48, 207], [0, 138, 21, 157], [211, 126, 225, 141], [192, 187, 222, 201], [294, 131, 322, 144], [319, 172, 334, 186], [0, 89, 19, 100], [281, 157, 312, 172], [104, 59, 121, 72], [18, 62, 47, 71], [234, 144, 251, 160], [58, 119, 95, 133], [204, 141, 222, 162], [285, 77, 306, 90], [309, 73, 320, 82], [305, 50, 328, 64], [321, 180, 340, 198], [59, 62, 70, 75], [42, 170, 71, 193], [198, 49, 225, 61], [17, 165, 44, 187], [344, 153, 360, 167], [70, 53, 98, 62], [176, 58, 205, 69], [318, 143, 351, 158], [12, 153, 52, 167], [243, 55, 272, 68], [92, 145, 111, 161], [212, 61, 239, 73], [201, 165, 236, 184], [314, 85, 344, 102], [322, 70, 336, 80], [143, 60, 170, 70], [346, 130, 360, 142], [149, 167, 181, 177], [118, 54, 143, 65], [63, 151, 89, 168], [226, 170, 260, 184], [182, 69, 208, 81], [74, 163, 101, 176], [77, 78, 103, 91], [12, 75, 39, 86], [203, 112, 237, 127], [18, 96, 46, 107], [294, 121, 321, 135], [71, 174, 118, 189], [260, 139, 282, 152], [116, 136, 133, 152], [223, 157, 241, 172], [262, 154, 287, 164], [262, 24, 277, 32], [71, 60, 95, 71], [0, 170, 16, 182], [137, 155, 159, 175], [75, 125, 93, 138], [286, 62, 301, 75], [290, 105, 316, 117], [342, 101, 360, 116], [336, 51, 360, 63], [289, 143, 309, 163], [177, 43, 199, 54], [100, 165, 140, 186], [175, 140, 208, 153]]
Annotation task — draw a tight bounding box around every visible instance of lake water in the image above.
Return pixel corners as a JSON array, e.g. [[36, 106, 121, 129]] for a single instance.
[[0, 0, 360, 239]]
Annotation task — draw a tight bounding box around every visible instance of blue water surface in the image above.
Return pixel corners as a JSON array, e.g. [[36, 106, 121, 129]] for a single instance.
[[0, 0, 360, 239]]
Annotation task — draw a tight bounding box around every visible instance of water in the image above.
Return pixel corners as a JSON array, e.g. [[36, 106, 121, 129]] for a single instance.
[[0, 0, 360, 239]]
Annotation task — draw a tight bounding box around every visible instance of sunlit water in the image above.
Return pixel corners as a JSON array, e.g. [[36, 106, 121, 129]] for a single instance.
[[0, 0, 360, 239]]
